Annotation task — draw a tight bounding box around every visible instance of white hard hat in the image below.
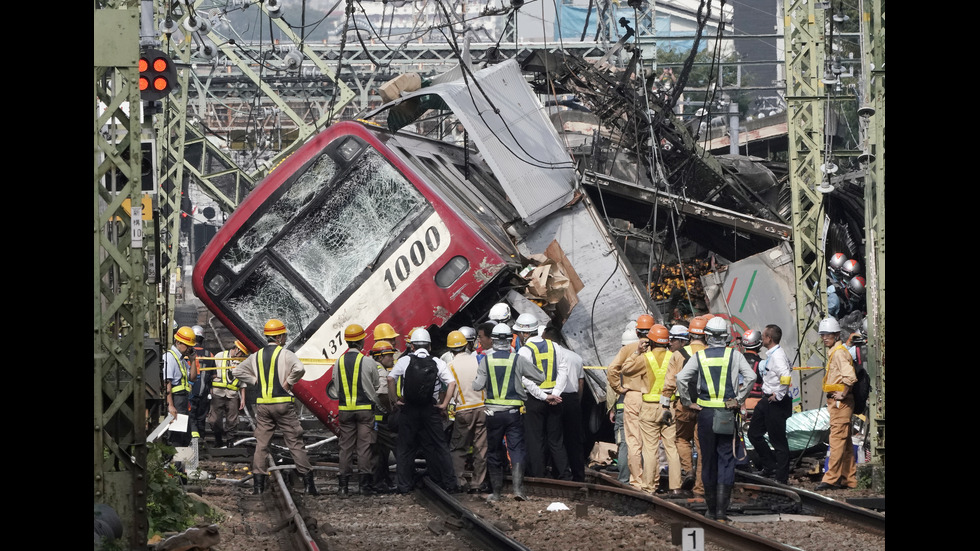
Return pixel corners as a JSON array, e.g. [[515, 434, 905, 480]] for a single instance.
[[489, 303, 511, 322], [705, 317, 729, 338], [621, 328, 639, 346], [459, 326, 477, 341], [512, 313, 539, 333], [669, 325, 690, 340], [818, 317, 841, 334], [192, 325, 205, 338], [410, 328, 431, 344], [491, 323, 512, 340]]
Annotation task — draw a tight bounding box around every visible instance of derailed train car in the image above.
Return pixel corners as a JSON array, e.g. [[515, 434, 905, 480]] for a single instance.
[[192, 59, 654, 435]]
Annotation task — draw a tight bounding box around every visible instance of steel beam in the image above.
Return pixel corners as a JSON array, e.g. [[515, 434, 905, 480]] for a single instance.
[[95, 6, 149, 549], [782, 0, 829, 367]]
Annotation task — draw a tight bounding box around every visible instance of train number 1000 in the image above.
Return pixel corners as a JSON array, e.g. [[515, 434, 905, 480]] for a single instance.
[[382, 226, 442, 292]]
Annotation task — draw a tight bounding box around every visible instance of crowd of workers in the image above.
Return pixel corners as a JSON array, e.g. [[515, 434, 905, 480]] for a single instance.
[[162, 293, 866, 520]]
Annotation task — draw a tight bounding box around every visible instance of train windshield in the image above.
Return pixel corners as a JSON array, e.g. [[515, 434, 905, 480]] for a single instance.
[[209, 138, 428, 342]]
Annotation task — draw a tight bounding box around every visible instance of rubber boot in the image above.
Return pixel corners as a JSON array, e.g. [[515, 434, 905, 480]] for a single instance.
[[213, 432, 225, 449], [511, 462, 528, 501], [702, 485, 717, 520], [338, 475, 349, 498], [716, 484, 733, 522], [360, 474, 375, 496], [304, 470, 319, 496], [488, 469, 504, 502], [253, 473, 267, 495]]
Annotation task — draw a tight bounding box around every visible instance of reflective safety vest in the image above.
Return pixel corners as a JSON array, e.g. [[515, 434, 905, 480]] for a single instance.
[[337, 350, 373, 411], [168, 349, 191, 394], [256, 344, 293, 404], [524, 339, 556, 389], [695, 347, 735, 408], [642, 348, 673, 402], [485, 351, 523, 407], [821, 343, 850, 393], [212, 349, 241, 391]]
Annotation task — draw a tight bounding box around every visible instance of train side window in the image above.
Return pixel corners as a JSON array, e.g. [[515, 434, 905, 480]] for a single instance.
[[435, 255, 469, 288]]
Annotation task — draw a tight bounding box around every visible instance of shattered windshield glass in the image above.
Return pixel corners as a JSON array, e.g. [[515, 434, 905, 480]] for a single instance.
[[222, 154, 338, 272], [273, 149, 426, 303], [225, 258, 318, 340]]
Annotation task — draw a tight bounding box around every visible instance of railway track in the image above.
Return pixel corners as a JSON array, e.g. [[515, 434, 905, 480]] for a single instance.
[[189, 431, 884, 551]]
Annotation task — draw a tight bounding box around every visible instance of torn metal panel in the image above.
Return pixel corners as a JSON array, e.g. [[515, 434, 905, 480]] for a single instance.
[[518, 193, 655, 367], [701, 243, 827, 412], [364, 59, 577, 225]]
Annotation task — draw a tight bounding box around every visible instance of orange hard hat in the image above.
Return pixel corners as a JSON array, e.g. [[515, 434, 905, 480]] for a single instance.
[[636, 314, 655, 330], [344, 324, 367, 342], [647, 324, 670, 345], [175, 326, 197, 347], [371, 341, 396, 356], [263, 319, 287, 336], [688, 316, 708, 335], [373, 323, 399, 340]]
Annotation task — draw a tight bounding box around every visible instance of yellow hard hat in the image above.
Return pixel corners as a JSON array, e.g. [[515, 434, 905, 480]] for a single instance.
[[175, 326, 197, 347], [344, 324, 367, 342], [264, 319, 287, 336], [234, 340, 248, 354], [446, 330, 467, 349], [373, 323, 399, 340]]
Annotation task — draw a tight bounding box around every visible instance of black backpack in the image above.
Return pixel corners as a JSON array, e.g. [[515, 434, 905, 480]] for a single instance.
[[852, 346, 871, 416], [402, 354, 439, 406]]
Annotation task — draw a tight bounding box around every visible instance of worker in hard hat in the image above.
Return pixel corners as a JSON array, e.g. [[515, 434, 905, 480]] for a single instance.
[[622, 324, 683, 495], [369, 340, 399, 493], [445, 330, 490, 493], [513, 313, 570, 480], [326, 324, 382, 497], [372, 322, 402, 360], [606, 314, 657, 488], [231, 319, 318, 496], [815, 317, 858, 491], [163, 326, 200, 449], [472, 323, 548, 501], [207, 340, 247, 449], [661, 317, 707, 495], [605, 324, 638, 484], [189, 325, 213, 442], [675, 316, 756, 522], [387, 327, 459, 493]]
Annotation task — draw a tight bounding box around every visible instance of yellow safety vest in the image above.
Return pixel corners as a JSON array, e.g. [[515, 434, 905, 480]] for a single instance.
[[168, 349, 191, 394], [256, 345, 293, 404], [485, 352, 523, 407], [211, 350, 241, 391], [338, 350, 373, 411], [642, 348, 673, 402], [525, 339, 556, 389], [694, 348, 734, 408]]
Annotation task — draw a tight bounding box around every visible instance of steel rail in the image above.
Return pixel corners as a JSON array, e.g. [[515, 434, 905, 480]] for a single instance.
[[264, 468, 322, 551], [736, 470, 885, 537], [521, 471, 801, 551], [416, 477, 534, 551]]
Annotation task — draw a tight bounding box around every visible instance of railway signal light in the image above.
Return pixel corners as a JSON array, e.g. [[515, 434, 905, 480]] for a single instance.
[[139, 49, 177, 101]]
